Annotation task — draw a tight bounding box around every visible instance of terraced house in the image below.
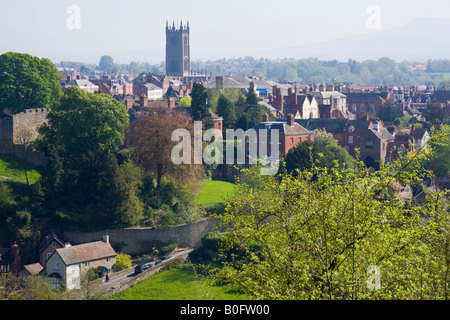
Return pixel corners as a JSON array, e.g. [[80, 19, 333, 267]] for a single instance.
[[46, 236, 116, 290]]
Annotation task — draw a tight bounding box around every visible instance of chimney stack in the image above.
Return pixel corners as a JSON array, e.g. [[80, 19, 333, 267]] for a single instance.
[[140, 95, 147, 107], [168, 97, 176, 110], [287, 114, 295, 126], [102, 235, 109, 244]]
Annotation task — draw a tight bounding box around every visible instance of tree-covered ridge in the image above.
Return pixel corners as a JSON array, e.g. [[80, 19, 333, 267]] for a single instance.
[[191, 57, 449, 86]]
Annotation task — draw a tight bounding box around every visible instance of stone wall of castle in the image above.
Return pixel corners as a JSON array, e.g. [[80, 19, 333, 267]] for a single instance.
[[63, 218, 220, 255]]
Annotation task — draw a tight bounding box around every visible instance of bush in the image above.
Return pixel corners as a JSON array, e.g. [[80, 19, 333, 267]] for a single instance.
[[114, 252, 132, 271], [201, 231, 223, 251], [159, 243, 178, 255], [161, 257, 184, 270]]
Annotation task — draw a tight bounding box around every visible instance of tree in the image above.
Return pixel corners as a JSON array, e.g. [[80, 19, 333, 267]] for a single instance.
[[378, 98, 400, 123], [216, 95, 237, 129], [424, 98, 447, 128], [38, 86, 129, 168], [285, 130, 355, 174], [0, 52, 61, 114], [132, 108, 202, 190], [75, 150, 145, 227], [114, 252, 132, 271], [245, 87, 262, 128], [190, 82, 210, 122], [99, 55, 114, 72], [14, 125, 34, 186], [179, 96, 192, 107], [214, 127, 450, 300]]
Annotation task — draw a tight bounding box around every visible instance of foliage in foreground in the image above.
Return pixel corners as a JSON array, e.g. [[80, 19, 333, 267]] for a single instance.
[[213, 126, 450, 300]]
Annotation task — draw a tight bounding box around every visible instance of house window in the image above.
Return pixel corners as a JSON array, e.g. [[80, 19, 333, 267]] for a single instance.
[[348, 136, 353, 144], [85, 261, 90, 267], [47, 253, 52, 260], [106, 257, 111, 263], [290, 138, 294, 145], [360, 104, 365, 112], [52, 242, 56, 248], [352, 104, 357, 112], [53, 262, 60, 270], [365, 140, 373, 149]]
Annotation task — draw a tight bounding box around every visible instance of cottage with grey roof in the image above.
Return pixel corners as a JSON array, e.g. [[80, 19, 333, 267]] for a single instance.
[[45, 235, 116, 290]]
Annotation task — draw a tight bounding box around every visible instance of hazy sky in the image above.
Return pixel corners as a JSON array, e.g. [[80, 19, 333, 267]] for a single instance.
[[1, 0, 449, 64]]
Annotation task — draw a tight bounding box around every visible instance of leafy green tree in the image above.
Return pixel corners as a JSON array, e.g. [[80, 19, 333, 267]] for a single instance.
[[216, 95, 237, 129], [285, 130, 355, 174], [99, 55, 114, 72], [190, 82, 210, 122], [115, 252, 132, 271], [424, 98, 447, 128], [214, 127, 450, 300], [378, 98, 400, 123], [245, 87, 262, 128], [38, 86, 129, 168], [179, 96, 192, 107], [0, 181, 16, 218], [0, 52, 61, 114], [235, 114, 250, 131], [75, 150, 144, 227], [429, 126, 450, 177]]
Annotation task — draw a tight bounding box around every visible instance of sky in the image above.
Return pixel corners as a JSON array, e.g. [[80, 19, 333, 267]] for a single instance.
[[1, 0, 450, 64]]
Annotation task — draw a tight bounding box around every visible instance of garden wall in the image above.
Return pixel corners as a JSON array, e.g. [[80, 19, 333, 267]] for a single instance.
[[63, 218, 219, 255]]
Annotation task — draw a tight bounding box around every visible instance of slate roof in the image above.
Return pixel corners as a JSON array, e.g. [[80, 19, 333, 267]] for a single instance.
[[371, 128, 395, 140], [432, 91, 450, 103], [252, 121, 312, 136], [39, 232, 64, 253], [22, 263, 44, 275], [55, 241, 116, 266], [345, 92, 384, 103]]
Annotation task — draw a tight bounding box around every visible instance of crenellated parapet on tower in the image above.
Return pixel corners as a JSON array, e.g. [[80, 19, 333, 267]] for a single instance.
[[165, 19, 190, 78]]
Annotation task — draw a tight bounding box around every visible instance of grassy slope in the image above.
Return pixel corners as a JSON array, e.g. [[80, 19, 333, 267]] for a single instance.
[[113, 264, 246, 300], [0, 155, 42, 185], [195, 180, 236, 204]]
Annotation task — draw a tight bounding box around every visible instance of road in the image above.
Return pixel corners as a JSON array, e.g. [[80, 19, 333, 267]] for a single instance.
[[99, 248, 193, 296]]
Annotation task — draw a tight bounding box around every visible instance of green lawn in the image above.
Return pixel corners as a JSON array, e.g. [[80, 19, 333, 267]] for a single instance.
[[112, 264, 246, 300], [0, 155, 42, 185], [195, 180, 236, 204]]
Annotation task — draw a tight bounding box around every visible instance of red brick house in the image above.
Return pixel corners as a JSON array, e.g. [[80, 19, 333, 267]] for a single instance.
[[220, 114, 314, 178], [345, 92, 386, 119], [296, 118, 375, 157]]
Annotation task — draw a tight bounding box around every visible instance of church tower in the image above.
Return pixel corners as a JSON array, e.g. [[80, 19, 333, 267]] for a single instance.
[[165, 19, 190, 77]]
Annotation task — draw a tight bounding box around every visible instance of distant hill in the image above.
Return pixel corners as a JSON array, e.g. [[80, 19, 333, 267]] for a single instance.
[[256, 18, 450, 62]]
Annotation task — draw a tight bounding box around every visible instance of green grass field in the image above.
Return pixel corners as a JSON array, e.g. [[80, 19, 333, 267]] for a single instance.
[[195, 180, 236, 204], [0, 155, 42, 185], [112, 264, 246, 300]]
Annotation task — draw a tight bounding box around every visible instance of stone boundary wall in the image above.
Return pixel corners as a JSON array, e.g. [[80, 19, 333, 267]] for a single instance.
[[64, 218, 219, 255]]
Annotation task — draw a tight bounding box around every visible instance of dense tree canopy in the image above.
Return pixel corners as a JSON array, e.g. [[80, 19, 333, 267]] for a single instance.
[[190, 82, 210, 122], [38, 86, 129, 167], [285, 130, 356, 174], [0, 52, 61, 114], [214, 126, 450, 300]]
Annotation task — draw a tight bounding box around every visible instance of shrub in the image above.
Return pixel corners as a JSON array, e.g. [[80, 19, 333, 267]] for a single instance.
[[114, 252, 132, 271], [159, 243, 178, 255], [161, 257, 184, 270]]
